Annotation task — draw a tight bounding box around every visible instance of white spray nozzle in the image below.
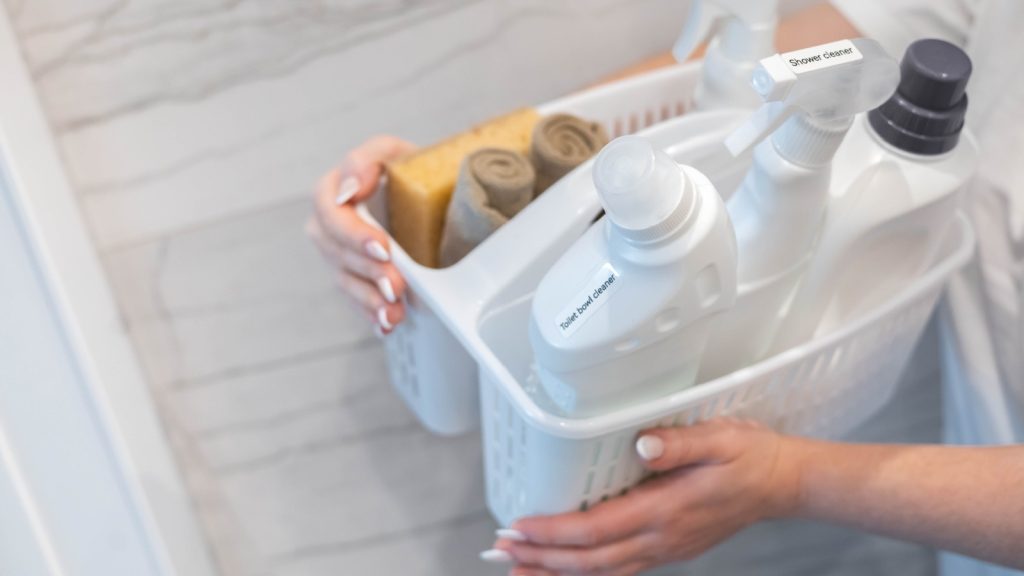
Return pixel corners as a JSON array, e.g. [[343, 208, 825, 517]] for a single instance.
[[672, 0, 777, 63], [725, 38, 899, 156]]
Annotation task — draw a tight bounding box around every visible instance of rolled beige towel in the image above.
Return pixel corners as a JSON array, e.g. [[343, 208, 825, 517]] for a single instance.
[[530, 113, 610, 195], [438, 148, 536, 266]]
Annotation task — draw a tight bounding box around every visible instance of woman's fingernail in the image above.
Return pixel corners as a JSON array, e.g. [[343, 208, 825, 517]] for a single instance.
[[377, 306, 393, 331], [366, 240, 390, 262], [335, 176, 360, 205], [377, 276, 397, 304], [479, 549, 512, 563], [636, 435, 664, 460], [495, 528, 527, 542]]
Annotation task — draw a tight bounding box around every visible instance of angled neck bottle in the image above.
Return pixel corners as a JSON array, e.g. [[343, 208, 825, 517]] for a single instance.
[[529, 136, 737, 417]]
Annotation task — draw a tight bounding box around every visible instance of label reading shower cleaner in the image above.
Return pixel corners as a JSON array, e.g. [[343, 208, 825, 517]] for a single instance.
[[782, 39, 862, 74], [555, 263, 622, 338]]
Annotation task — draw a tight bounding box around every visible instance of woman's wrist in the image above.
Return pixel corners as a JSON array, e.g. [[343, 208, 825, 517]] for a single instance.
[[763, 435, 814, 520]]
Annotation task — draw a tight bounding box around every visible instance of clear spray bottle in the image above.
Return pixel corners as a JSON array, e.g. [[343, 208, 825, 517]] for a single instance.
[[672, 0, 778, 110], [698, 38, 900, 381]]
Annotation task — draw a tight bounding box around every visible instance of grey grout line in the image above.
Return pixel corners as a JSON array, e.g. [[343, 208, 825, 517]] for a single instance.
[[49, 0, 487, 132], [26, 0, 247, 45], [71, 2, 485, 199], [79, 120, 293, 197], [187, 384, 383, 439], [28, 0, 128, 78], [24, 0, 247, 38], [167, 337, 380, 390], [134, 288, 345, 321], [269, 508, 492, 564], [12, 0, 124, 37], [100, 193, 311, 255], [61, 0, 672, 252], [210, 421, 430, 476]]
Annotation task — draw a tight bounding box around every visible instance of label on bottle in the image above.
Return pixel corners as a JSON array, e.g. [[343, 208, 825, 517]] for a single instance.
[[781, 39, 862, 74], [554, 262, 622, 339]]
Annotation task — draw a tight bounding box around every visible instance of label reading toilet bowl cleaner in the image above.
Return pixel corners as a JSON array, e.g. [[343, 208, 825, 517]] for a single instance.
[[782, 39, 862, 74], [555, 263, 622, 339]]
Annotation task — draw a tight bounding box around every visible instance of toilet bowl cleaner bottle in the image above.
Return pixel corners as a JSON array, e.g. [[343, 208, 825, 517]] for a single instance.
[[771, 38, 978, 351], [673, 0, 778, 110], [698, 39, 900, 380], [528, 136, 737, 417]]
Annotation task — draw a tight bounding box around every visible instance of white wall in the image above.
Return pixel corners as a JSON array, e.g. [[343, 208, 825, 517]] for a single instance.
[[0, 437, 55, 576], [0, 155, 164, 576], [0, 7, 216, 574]]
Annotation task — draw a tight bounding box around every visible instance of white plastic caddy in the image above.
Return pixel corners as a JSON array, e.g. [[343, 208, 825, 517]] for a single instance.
[[359, 63, 975, 527], [360, 62, 733, 435], [476, 214, 971, 526]]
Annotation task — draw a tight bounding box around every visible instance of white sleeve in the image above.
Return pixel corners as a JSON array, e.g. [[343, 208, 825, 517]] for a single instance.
[[829, 0, 980, 56]]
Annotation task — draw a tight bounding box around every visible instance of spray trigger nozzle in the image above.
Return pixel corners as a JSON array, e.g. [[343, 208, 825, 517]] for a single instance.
[[725, 38, 900, 157], [672, 0, 777, 63], [673, 1, 723, 62]]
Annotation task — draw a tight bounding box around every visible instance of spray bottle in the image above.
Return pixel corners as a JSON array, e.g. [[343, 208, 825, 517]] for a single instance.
[[672, 0, 778, 110], [771, 38, 978, 351], [698, 38, 900, 380], [528, 136, 737, 417]]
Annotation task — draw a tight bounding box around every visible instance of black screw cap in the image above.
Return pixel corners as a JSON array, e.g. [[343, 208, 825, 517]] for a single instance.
[[868, 38, 972, 155]]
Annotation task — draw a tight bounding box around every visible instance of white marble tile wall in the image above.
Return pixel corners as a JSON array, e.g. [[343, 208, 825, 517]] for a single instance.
[[3, 0, 940, 574]]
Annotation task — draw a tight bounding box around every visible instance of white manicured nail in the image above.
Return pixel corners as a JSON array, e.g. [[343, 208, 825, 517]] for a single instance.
[[335, 176, 360, 205], [366, 240, 390, 262], [636, 435, 664, 460], [377, 306, 393, 331], [479, 549, 512, 563], [495, 528, 527, 542], [377, 276, 397, 304]]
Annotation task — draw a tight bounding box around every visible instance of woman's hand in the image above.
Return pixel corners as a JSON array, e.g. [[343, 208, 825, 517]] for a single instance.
[[487, 419, 805, 576], [307, 135, 417, 335]]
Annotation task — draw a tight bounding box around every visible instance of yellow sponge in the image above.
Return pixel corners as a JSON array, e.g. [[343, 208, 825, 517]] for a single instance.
[[386, 108, 540, 268]]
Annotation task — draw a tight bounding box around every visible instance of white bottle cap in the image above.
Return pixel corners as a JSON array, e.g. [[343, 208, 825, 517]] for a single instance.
[[592, 136, 694, 243]]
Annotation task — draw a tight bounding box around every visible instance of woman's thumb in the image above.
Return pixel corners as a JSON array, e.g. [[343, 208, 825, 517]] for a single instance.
[[338, 135, 416, 205], [635, 421, 741, 471]]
